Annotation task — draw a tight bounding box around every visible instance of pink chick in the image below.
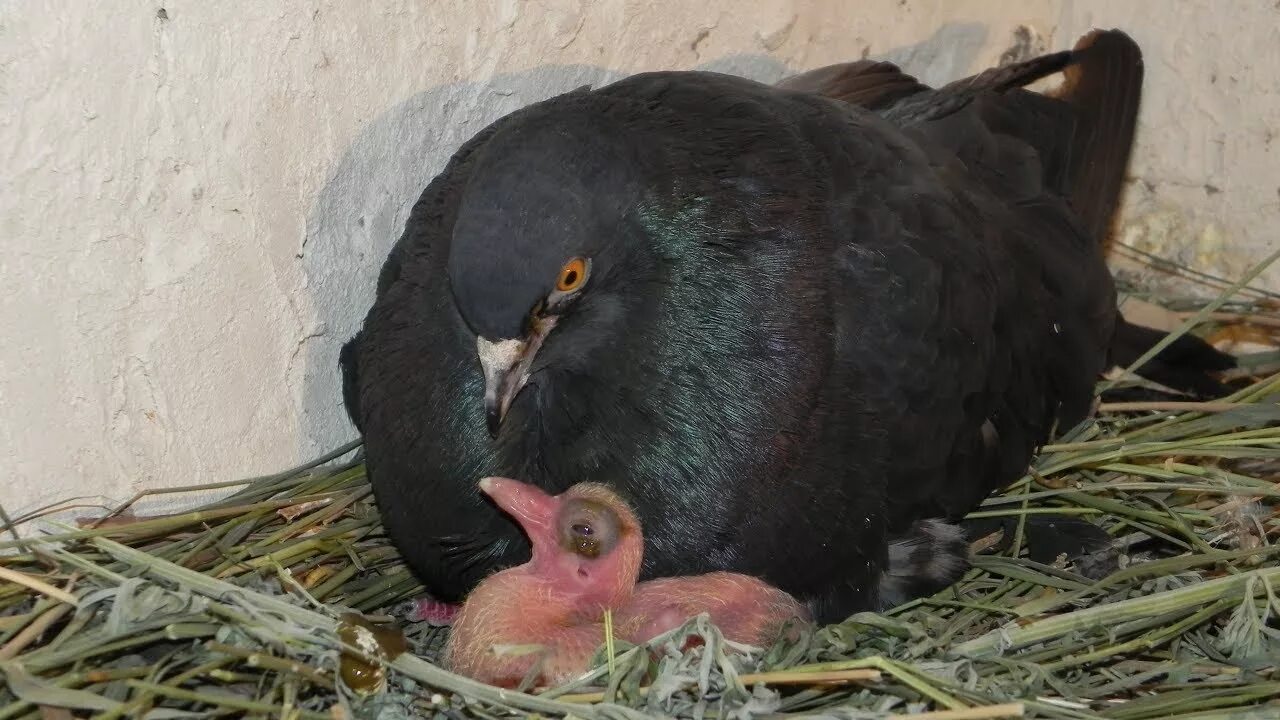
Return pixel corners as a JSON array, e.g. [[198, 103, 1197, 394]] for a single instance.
[[444, 477, 811, 688], [622, 573, 811, 651]]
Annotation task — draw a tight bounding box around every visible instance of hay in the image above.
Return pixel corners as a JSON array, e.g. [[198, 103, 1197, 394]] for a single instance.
[[1, 256, 1278, 719]]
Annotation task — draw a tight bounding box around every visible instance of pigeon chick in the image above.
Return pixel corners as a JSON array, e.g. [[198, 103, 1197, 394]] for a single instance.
[[623, 573, 812, 652], [445, 477, 810, 687]]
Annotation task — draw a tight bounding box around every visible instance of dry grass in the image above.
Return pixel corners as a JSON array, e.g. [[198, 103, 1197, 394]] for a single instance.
[[1, 256, 1277, 719]]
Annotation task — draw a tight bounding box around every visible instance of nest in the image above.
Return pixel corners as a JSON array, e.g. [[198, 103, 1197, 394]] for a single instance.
[[1, 249, 1278, 720]]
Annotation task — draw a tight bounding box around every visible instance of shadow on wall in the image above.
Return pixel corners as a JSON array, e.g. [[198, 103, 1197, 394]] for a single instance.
[[297, 22, 989, 460]]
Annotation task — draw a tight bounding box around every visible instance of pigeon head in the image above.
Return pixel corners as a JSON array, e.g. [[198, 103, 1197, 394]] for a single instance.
[[478, 477, 643, 609], [447, 109, 652, 437]]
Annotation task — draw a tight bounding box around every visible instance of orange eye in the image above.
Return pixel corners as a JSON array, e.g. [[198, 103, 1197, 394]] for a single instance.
[[556, 257, 588, 293]]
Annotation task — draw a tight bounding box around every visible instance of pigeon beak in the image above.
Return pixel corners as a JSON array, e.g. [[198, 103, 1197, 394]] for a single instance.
[[476, 337, 527, 437], [475, 316, 558, 438], [479, 476, 559, 551]]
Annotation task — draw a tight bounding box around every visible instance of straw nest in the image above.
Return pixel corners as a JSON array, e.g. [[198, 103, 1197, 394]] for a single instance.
[[2, 247, 1278, 720]]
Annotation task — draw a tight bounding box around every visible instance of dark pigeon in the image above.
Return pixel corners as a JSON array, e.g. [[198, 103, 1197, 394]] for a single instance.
[[340, 29, 1235, 625]]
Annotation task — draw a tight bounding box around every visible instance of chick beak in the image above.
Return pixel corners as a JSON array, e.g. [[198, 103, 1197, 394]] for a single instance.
[[478, 477, 559, 552], [475, 317, 557, 438]]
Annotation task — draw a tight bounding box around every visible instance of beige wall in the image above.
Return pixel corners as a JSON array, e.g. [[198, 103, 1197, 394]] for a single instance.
[[2, 0, 1276, 518]]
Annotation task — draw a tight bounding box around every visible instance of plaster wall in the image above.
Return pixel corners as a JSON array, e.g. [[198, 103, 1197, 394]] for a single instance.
[[2, 0, 1276, 517]]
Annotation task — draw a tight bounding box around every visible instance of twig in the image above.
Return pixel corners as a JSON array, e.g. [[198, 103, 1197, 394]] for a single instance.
[[954, 565, 1280, 657], [1097, 401, 1248, 413], [556, 668, 882, 703], [0, 502, 25, 550], [90, 439, 363, 527], [888, 703, 1024, 720], [1100, 247, 1280, 391], [1176, 311, 1280, 329], [603, 608, 617, 677], [206, 642, 333, 688], [123, 679, 331, 719], [0, 604, 73, 661], [0, 567, 77, 606]]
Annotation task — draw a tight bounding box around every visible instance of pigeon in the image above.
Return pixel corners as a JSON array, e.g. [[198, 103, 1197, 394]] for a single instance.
[[445, 477, 810, 687], [341, 28, 1237, 625]]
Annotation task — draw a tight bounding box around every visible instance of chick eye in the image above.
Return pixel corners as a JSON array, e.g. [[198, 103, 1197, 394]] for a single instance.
[[574, 536, 600, 558], [568, 522, 599, 557], [556, 257, 588, 293]]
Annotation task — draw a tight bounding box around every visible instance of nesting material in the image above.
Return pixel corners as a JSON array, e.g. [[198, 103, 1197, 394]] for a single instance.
[[0, 284, 1277, 719]]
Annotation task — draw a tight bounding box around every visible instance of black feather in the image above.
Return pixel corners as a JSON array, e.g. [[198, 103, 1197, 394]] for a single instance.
[[338, 333, 364, 433], [342, 30, 1235, 624]]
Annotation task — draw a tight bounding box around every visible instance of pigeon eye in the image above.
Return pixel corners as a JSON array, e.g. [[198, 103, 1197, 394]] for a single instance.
[[572, 522, 593, 536], [556, 257, 588, 293]]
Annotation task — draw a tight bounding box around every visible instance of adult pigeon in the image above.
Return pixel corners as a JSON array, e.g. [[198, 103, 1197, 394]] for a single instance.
[[340, 29, 1235, 624]]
